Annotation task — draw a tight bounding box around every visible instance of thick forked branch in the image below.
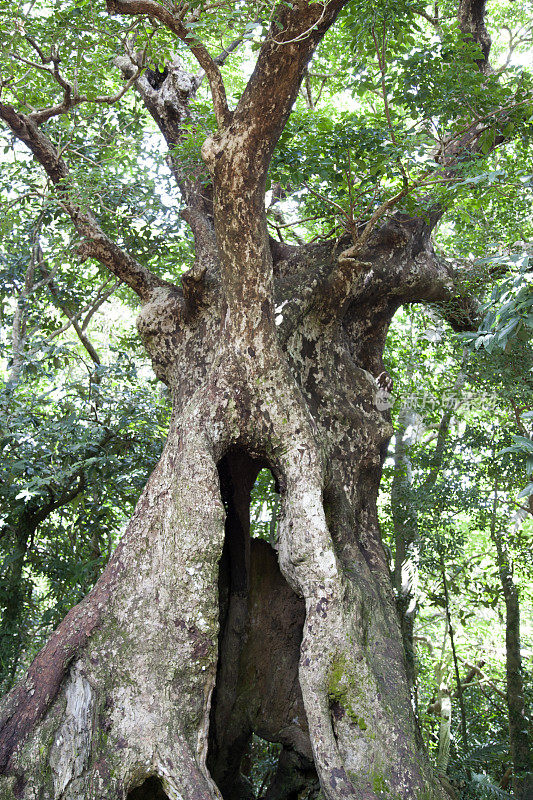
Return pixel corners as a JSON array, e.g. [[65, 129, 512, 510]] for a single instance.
[[223, 0, 349, 171], [293, 205, 483, 338], [197, 0, 352, 327], [106, 0, 231, 126], [0, 102, 168, 301], [115, 49, 200, 154], [313, 183, 415, 321], [308, 0, 517, 323]]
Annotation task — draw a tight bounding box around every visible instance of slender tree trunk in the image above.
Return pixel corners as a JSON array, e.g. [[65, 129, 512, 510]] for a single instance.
[[1, 492, 86, 692], [491, 489, 533, 799], [439, 561, 467, 751], [391, 369, 463, 697], [500, 571, 533, 800], [391, 407, 419, 691], [0, 521, 34, 692], [432, 616, 452, 780], [436, 685, 451, 779], [7, 251, 34, 389]]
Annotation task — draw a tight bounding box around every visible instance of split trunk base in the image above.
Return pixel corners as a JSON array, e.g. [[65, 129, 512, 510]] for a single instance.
[[0, 341, 444, 800]]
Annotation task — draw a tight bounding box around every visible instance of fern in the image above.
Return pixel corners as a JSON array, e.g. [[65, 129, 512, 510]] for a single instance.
[[470, 772, 511, 800], [459, 743, 509, 767], [448, 743, 510, 799]]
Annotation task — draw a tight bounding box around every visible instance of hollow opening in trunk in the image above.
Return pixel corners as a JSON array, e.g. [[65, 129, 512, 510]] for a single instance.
[[249, 468, 279, 544], [241, 735, 282, 796], [126, 776, 169, 800], [207, 451, 316, 800]]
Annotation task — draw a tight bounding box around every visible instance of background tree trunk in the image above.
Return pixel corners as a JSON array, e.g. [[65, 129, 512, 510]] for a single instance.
[[491, 486, 533, 800], [391, 406, 419, 691]]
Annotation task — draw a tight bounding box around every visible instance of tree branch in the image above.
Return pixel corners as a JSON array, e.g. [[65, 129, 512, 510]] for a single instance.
[[8, 33, 147, 125], [106, 0, 231, 126], [45, 265, 103, 367], [224, 0, 349, 166], [81, 280, 121, 332], [114, 48, 219, 300], [309, 183, 415, 322], [0, 546, 123, 773], [0, 101, 169, 301], [35, 239, 120, 356], [419, 368, 467, 493], [213, 35, 243, 66]]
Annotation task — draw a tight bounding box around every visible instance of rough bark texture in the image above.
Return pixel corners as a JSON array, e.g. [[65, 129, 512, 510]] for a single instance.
[[0, 217, 452, 800], [0, 2, 477, 799], [0, 220, 449, 798], [458, 0, 492, 71]]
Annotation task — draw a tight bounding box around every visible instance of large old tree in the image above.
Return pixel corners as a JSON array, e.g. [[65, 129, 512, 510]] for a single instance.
[[0, 1, 531, 798]]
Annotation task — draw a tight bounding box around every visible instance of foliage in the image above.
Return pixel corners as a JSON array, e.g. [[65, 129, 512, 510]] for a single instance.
[[462, 253, 533, 354], [250, 468, 278, 544], [0, 298, 169, 688], [379, 301, 532, 797]]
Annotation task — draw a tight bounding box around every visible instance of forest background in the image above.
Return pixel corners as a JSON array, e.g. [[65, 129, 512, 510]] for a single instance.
[[0, 0, 531, 798]]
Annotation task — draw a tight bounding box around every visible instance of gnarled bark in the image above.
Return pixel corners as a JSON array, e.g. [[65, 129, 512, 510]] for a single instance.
[[0, 212, 448, 799], [0, 1, 484, 798]]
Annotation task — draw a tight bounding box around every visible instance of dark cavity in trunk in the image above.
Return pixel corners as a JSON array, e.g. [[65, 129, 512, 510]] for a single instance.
[[127, 776, 170, 799], [207, 451, 318, 800]]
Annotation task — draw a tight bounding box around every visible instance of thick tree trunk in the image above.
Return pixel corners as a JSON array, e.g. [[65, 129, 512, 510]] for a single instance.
[[0, 226, 446, 799], [0, 3, 458, 796], [0, 92, 453, 800]]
